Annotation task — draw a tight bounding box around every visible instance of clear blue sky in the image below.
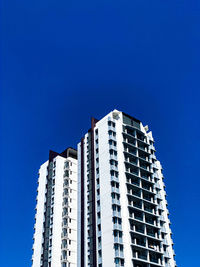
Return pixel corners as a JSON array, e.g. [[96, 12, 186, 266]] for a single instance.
[[1, 0, 200, 266]]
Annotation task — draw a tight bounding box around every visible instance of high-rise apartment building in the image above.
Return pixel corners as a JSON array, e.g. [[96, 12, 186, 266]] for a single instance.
[[32, 110, 177, 267], [77, 110, 176, 267], [32, 148, 77, 267]]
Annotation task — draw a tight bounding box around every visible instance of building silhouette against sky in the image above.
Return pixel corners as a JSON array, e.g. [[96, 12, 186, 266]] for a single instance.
[[32, 110, 176, 267], [32, 148, 77, 267]]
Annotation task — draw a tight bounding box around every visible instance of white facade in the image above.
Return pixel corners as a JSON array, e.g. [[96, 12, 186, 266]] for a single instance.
[[32, 148, 77, 267], [78, 110, 177, 267]]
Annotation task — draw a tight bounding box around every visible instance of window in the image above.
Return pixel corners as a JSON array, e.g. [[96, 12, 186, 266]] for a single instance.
[[64, 161, 69, 168], [110, 149, 117, 156], [98, 224, 101, 232], [98, 250, 102, 257], [109, 140, 117, 146], [110, 170, 118, 178], [64, 170, 69, 177], [110, 159, 118, 166], [51, 207, 54, 215], [108, 121, 115, 127]]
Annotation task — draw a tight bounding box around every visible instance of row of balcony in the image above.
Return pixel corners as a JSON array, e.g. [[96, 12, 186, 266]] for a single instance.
[[123, 135, 150, 154], [131, 237, 162, 253], [122, 129, 150, 146], [132, 249, 163, 265], [127, 190, 156, 205], [129, 213, 160, 228], [130, 224, 160, 241], [125, 167, 154, 184], [128, 201, 158, 217]]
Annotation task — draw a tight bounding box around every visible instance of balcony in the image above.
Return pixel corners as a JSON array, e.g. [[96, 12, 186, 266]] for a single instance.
[[124, 148, 137, 157], [123, 135, 137, 146], [161, 226, 167, 233], [109, 134, 116, 141], [123, 139, 137, 149], [140, 162, 151, 171], [149, 144, 156, 151], [156, 193, 162, 200], [127, 170, 140, 180], [125, 158, 138, 168], [143, 193, 154, 203], [97, 216, 102, 225], [162, 239, 169, 246], [144, 206, 157, 216], [108, 125, 116, 132], [132, 250, 148, 261], [149, 253, 163, 265], [126, 176, 140, 187], [111, 175, 119, 183], [114, 235, 123, 244], [153, 172, 159, 179], [97, 205, 101, 212], [115, 249, 124, 258], [98, 241, 102, 249], [147, 243, 162, 253], [155, 182, 161, 189], [113, 223, 122, 231], [142, 182, 154, 193], [152, 162, 158, 169], [112, 198, 120, 205], [109, 144, 117, 150], [164, 250, 170, 258], [145, 215, 158, 227], [98, 257, 102, 264], [110, 165, 118, 171], [110, 154, 118, 160], [127, 188, 141, 198], [130, 224, 145, 235], [113, 210, 121, 217], [137, 144, 149, 154], [159, 215, 165, 222], [146, 230, 160, 240], [129, 212, 143, 222], [111, 187, 120, 194], [158, 203, 164, 210]]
